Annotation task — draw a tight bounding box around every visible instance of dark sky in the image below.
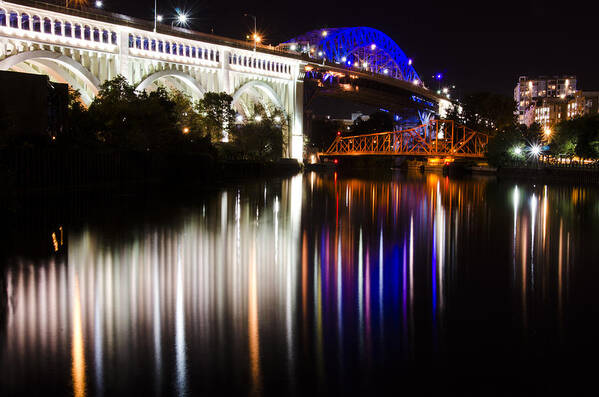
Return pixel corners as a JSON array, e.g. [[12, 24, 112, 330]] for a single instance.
[[110, 0, 598, 97]]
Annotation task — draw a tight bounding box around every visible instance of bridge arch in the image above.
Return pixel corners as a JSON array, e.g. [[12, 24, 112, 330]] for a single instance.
[[0, 50, 100, 105], [232, 80, 284, 117], [286, 27, 420, 82], [136, 70, 206, 100]]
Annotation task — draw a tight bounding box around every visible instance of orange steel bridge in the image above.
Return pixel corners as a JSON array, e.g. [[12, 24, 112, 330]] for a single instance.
[[320, 120, 489, 159]]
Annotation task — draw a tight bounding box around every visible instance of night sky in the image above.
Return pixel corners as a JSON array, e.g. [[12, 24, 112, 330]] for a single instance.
[[110, 0, 598, 97]]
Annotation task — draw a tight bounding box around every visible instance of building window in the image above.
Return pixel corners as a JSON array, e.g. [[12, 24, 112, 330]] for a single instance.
[[54, 20, 62, 35], [64, 22, 72, 37]]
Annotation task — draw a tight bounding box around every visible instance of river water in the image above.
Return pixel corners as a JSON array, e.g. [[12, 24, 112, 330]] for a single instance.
[[1, 171, 599, 396]]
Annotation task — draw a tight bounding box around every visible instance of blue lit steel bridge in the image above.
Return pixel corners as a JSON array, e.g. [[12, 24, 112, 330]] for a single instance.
[[280, 27, 448, 126]]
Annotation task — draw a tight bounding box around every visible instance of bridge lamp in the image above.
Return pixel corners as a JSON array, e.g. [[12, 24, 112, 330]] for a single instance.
[[322, 30, 328, 37], [172, 10, 189, 27], [413, 79, 419, 85], [354, 62, 359, 67], [157, 15, 163, 22], [318, 51, 323, 57], [408, 58, 413, 65], [370, 43, 376, 50], [290, 44, 297, 51], [95, 0, 103, 8], [362, 62, 368, 68], [255, 115, 263, 122], [442, 87, 448, 94], [341, 56, 346, 62], [383, 69, 389, 74]]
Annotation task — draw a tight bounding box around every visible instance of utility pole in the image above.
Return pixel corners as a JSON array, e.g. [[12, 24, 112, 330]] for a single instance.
[[153, 0, 157, 32]]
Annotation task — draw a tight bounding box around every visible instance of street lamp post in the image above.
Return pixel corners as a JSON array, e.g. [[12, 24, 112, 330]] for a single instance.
[[153, 0, 157, 32], [244, 13, 257, 51]]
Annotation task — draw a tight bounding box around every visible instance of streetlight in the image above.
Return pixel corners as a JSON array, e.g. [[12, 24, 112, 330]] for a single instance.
[[95, 0, 103, 8], [244, 13, 257, 51], [172, 9, 189, 28]]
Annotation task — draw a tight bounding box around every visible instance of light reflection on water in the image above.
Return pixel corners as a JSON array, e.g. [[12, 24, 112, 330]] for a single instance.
[[2, 172, 599, 395]]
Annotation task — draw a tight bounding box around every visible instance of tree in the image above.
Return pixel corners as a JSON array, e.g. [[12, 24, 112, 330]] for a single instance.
[[307, 117, 344, 151], [551, 115, 599, 160], [195, 92, 236, 142], [228, 103, 287, 161], [448, 92, 516, 134]]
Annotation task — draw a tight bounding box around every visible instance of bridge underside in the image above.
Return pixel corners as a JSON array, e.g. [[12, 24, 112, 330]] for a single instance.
[[304, 69, 440, 125]]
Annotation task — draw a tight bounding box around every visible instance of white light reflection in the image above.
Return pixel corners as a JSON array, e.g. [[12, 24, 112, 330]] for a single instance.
[[530, 194, 537, 290], [175, 241, 187, 396]]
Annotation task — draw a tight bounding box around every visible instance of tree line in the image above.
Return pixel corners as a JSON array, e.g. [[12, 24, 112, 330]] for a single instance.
[[2, 75, 288, 162]]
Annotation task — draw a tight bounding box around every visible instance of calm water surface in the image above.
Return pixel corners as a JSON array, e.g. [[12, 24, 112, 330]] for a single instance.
[[2, 172, 599, 396]]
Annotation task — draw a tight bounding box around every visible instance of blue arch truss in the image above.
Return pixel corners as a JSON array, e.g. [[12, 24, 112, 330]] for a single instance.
[[285, 27, 420, 82]]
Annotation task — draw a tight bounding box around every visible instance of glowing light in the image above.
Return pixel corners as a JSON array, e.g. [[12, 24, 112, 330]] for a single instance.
[[322, 30, 328, 37], [529, 144, 541, 157], [255, 115, 263, 122], [290, 44, 297, 51], [341, 56, 347, 62], [176, 11, 189, 26], [182, 127, 190, 134], [544, 127, 552, 137], [95, 0, 103, 7], [362, 62, 368, 68], [442, 88, 448, 94], [333, 159, 338, 164], [157, 15, 163, 22], [236, 114, 244, 122], [354, 62, 359, 67], [310, 154, 316, 164], [274, 116, 281, 123], [513, 146, 522, 156], [383, 69, 389, 74], [253, 34, 261, 43], [408, 58, 413, 65], [318, 51, 323, 57], [413, 79, 419, 85], [370, 43, 376, 50]]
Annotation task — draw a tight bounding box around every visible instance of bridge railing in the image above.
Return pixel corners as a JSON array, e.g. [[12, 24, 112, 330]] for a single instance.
[[322, 120, 488, 158]]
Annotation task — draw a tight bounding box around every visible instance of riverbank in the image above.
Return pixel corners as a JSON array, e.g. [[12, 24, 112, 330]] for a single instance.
[[0, 147, 301, 195]]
